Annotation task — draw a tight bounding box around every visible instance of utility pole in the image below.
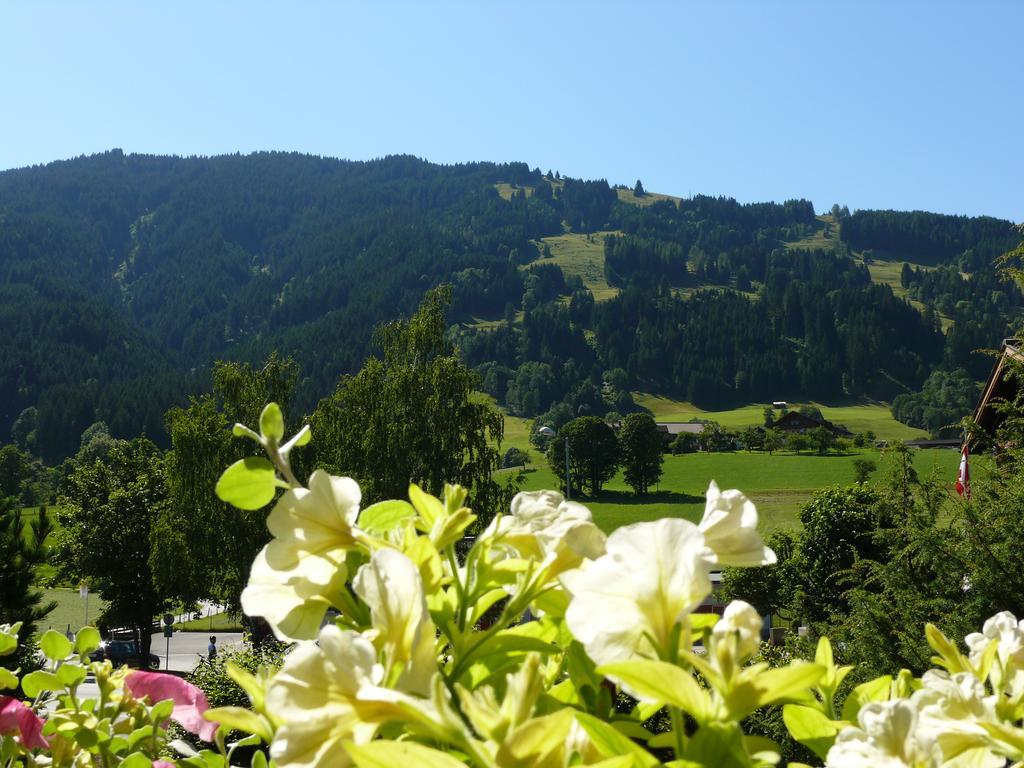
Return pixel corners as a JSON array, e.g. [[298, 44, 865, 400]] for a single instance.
[[564, 435, 571, 500]]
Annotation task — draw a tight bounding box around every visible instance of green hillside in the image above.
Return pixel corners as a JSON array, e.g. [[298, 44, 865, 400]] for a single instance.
[[538, 231, 620, 301], [0, 152, 1017, 465]]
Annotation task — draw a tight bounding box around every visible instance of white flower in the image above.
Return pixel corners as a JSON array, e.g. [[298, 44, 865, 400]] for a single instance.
[[966, 611, 1024, 668], [826, 700, 941, 768], [267, 626, 407, 768], [912, 670, 1000, 767], [241, 548, 348, 642], [352, 548, 437, 695], [241, 471, 363, 641], [492, 490, 606, 569], [966, 611, 1024, 697], [712, 600, 764, 662], [699, 481, 776, 567], [562, 518, 712, 666]]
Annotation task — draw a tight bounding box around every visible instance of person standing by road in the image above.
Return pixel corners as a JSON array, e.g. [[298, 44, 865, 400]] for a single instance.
[[207, 636, 217, 661]]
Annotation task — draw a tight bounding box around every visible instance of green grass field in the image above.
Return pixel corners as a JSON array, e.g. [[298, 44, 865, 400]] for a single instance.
[[175, 612, 244, 632], [616, 188, 681, 208], [539, 231, 620, 301], [36, 588, 108, 638], [503, 446, 965, 535], [783, 214, 841, 253], [632, 393, 927, 441], [493, 182, 534, 200], [862, 257, 952, 331]]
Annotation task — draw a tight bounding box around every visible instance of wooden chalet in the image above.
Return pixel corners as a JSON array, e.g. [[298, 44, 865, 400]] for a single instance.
[[655, 421, 705, 447], [971, 338, 1023, 441], [773, 411, 852, 437]]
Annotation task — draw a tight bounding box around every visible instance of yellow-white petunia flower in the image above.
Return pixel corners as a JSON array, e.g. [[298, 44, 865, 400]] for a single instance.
[[826, 700, 941, 768], [241, 471, 363, 641], [484, 490, 606, 579], [912, 670, 1001, 767], [711, 600, 764, 663], [352, 548, 437, 695], [966, 610, 1024, 697], [267, 626, 410, 768], [699, 481, 776, 567], [562, 518, 712, 666], [241, 548, 348, 642]]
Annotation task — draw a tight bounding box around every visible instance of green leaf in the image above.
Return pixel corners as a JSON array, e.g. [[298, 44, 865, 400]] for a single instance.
[[840, 675, 892, 723], [151, 698, 175, 722], [344, 740, 466, 768], [598, 659, 712, 721], [225, 662, 266, 710], [40, 629, 72, 661], [814, 636, 834, 669], [925, 623, 970, 674], [574, 712, 660, 767], [588, 758, 637, 768], [782, 704, 845, 761], [259, 403, 285, 442], [127, 726, 155, 749], [119, 753, 153, 768], [251, 750, 268, 768], [357, 499, 416, 534], [680, 721, 749, 768], [56, 663, 87, 688], [286, 424, 311, 448], [205, 706, 272, 743], [408, 483, 443, 527], [0, 633, 17, 657], [215, 457, 277, 510], [752, 662, 824, 706], [0, 667, 18, 689], [232, 423, 261, 442], [74, 626, 101, 655], [21, 669, 61, 697]]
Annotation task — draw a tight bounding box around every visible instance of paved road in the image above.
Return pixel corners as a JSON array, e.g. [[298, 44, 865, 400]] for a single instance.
[[152, 630, 245, 672], [76, 631, 245, 701]]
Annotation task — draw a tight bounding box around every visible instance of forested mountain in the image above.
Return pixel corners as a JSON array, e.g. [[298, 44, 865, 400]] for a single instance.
[[0, 151, 1019, 459]]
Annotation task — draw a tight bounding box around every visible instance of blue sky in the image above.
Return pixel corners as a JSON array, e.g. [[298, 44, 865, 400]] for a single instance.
[[2, 1, 1021, 220]]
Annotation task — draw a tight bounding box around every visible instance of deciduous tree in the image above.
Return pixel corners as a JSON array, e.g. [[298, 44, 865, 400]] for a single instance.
[[310, 287, 511, 528], [152, 355, 298, 609], [618, 413, 663, 495], [549, 416, 619, 495], [54, 438, 169, 659]]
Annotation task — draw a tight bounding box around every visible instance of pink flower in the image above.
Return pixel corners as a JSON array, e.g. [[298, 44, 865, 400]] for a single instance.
[[0, 695, 48, 750], [154, 762, 176, 768], [125, 671, 219, 742]]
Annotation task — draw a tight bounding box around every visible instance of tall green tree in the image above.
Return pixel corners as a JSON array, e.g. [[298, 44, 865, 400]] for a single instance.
[[0, 497, 54, 664], [152, 354, 298, 609], [618, 413, 663, 495], [53, 438, 168, 659], [310, 286, 510, 527], [0, 445, 32, 500], [549, 416, 619, 496]]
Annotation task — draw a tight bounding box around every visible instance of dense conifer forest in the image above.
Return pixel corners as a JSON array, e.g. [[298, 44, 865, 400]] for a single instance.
[[0, 151, 1019, 460]]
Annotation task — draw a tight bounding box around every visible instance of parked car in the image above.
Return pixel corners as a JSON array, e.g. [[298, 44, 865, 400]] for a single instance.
[[88, 640, 160, 669]]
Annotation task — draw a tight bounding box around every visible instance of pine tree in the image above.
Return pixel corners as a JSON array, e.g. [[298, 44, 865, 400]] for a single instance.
[[0, 497, 55, 651]]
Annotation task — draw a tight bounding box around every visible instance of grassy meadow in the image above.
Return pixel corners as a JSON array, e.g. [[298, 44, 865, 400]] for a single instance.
[[491, 389, 960, 535], [538, 231, 620, 301], [616, 188, 681, 208], [632, 393, 927, 441], [36, 588, 108, 638], [783, 214, 841, 252], [501, 446, 965, 535]]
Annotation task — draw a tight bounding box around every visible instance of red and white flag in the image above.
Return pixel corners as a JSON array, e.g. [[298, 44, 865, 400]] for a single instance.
[[956, 444, 971, 499]]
